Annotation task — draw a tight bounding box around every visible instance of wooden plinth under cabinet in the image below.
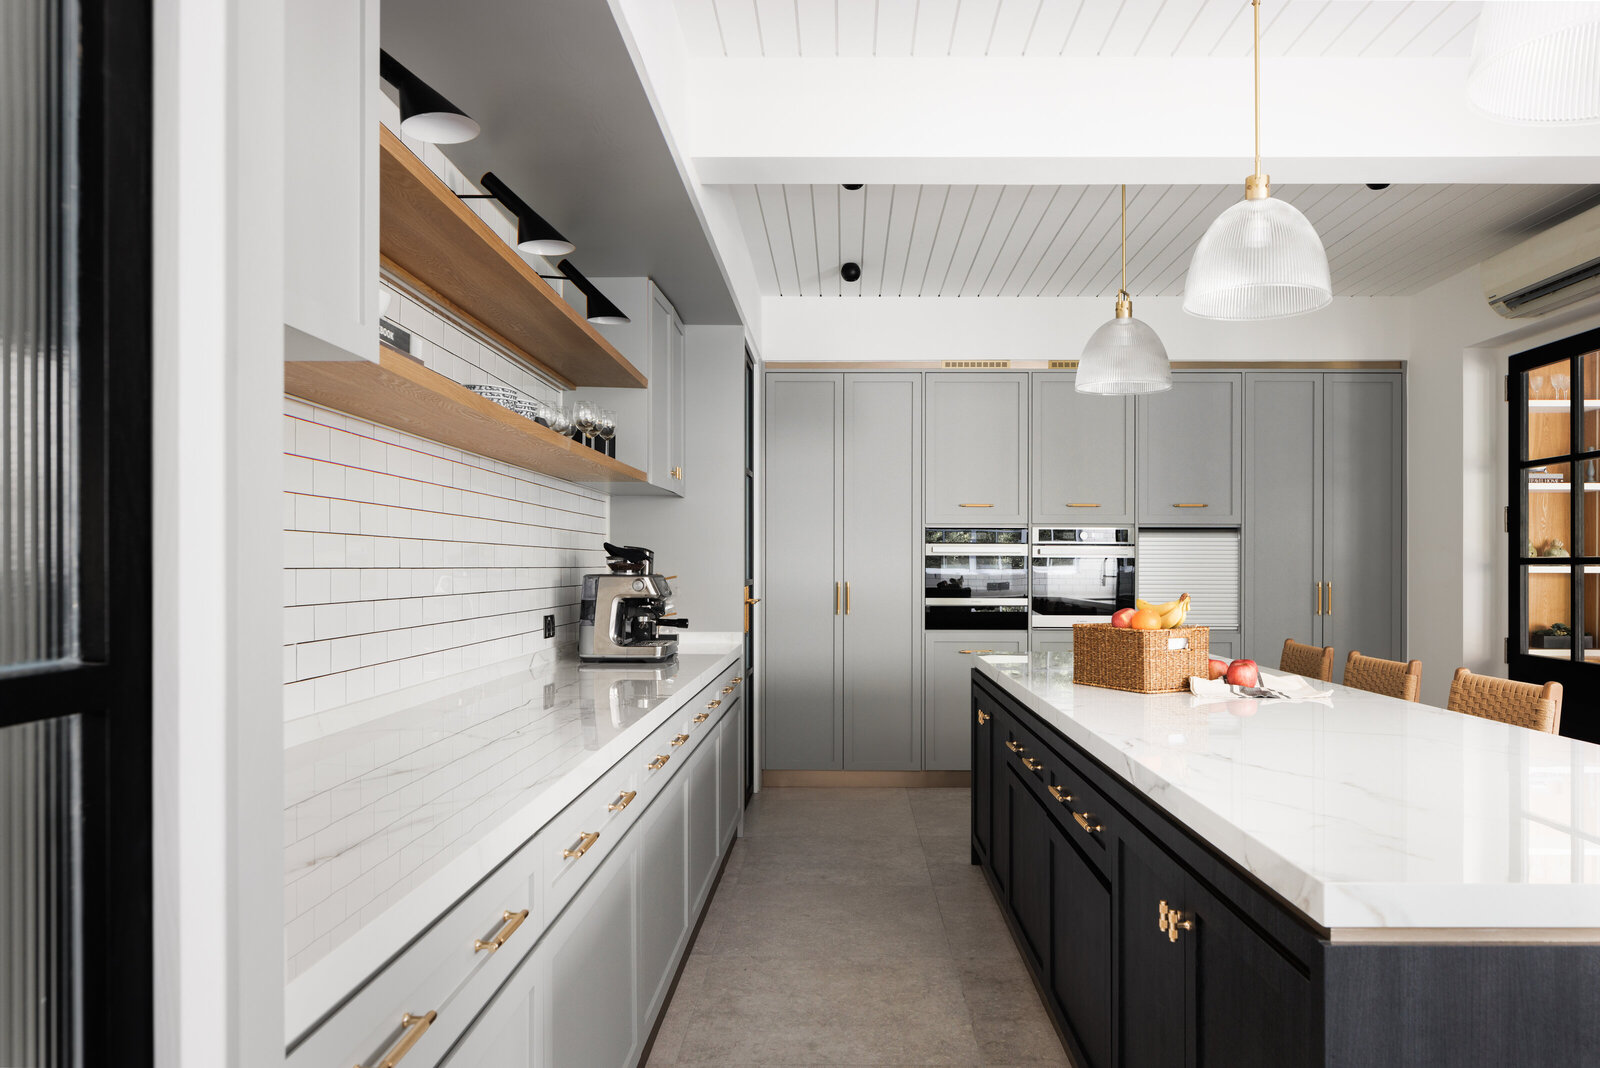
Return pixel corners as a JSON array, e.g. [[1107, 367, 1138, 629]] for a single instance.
[[378, 125, 645, 390], [285, 346, 649, 487]]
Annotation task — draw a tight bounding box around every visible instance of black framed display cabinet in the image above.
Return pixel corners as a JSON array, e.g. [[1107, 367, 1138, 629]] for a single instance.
[[1508, 325, 1600, 740]]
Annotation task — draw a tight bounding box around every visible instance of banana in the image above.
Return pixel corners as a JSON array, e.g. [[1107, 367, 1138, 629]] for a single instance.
[[1137, 593, 1191, 628]]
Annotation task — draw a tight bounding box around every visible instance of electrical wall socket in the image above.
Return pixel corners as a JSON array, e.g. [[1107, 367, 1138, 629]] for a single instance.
[[543, 614, 555, 639]]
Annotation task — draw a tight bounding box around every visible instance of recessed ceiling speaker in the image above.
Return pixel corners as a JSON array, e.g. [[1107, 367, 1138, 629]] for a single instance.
[[1367, 183, 1391, 190], [842, 184, 863, 191], [840, 262, 862, 282]]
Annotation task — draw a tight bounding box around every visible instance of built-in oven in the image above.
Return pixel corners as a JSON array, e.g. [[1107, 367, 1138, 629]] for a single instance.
[[1031, 527, 1136, 628], [924, 527, 1029, 630]]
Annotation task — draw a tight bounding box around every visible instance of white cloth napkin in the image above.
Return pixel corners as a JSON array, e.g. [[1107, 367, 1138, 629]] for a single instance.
[[1188, 668, 1333, 705]]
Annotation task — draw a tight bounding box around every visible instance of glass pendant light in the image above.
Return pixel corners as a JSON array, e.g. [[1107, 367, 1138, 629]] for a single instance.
[[1184, 0, 1331, 321], [1077, 185, 1172, 395], [1469, 3, 1600, 125]]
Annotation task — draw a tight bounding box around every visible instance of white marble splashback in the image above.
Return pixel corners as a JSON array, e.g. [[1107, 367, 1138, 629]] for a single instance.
[[977, 653, 1600, 930]]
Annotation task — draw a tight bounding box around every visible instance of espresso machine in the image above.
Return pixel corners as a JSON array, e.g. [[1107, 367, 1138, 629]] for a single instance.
[[577, 543, 689, 661]]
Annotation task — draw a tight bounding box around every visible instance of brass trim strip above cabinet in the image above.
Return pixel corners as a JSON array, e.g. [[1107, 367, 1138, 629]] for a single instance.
[[769, 359, 1404, 372]]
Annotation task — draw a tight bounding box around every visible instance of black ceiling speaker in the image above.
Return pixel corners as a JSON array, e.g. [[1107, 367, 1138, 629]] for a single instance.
[[842, 183, 863, 191], [379, 50, 480, 145], [1366, 183, 1391, 190], [840, 262, 862, 282]]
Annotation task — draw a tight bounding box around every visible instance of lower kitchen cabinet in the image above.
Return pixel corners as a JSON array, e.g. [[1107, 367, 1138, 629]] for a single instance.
[[925, 631, 1027, 770], [686, 720, 723, 909], [1207, 629, 1241, 661], [635, 781, 688, 1027], [547, 835, 639, 1068], [1050, 813, 1112, 1068]]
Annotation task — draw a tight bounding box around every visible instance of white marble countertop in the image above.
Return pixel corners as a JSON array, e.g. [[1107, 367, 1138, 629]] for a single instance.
[[976, 652, 1600, 932], [283, 632, 742, 1037]]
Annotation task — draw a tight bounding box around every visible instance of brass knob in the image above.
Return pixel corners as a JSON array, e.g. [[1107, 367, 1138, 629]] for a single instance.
[[473, 909, 529, 953], [1047, 784, 1072, 804], [976, 709, 990, 725]]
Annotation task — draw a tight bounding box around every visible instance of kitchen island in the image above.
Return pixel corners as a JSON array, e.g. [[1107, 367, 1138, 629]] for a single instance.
[[971, 652, 1600, 1068]]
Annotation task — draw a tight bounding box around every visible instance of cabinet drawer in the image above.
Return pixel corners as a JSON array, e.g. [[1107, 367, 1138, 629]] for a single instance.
[[542, 755, 641, 925], [1002, 716, 1113, 874], [287, 835, 541, 1068]]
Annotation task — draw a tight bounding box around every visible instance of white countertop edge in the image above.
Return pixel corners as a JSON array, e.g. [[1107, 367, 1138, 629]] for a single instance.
[[973, 655, 1600, 933], [284, 639, 742, 1043]]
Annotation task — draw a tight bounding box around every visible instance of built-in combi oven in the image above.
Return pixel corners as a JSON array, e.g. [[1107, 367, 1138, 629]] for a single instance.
[[924, 528, 1029, 630], [1031, 527, 1136, 629]]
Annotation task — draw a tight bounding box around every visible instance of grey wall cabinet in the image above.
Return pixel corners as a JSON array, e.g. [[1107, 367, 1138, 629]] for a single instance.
[[925, 372, 1029, 524], [1243, 372, 1404, 678], [1138, 373, 1243, 525], [764, 373, 922, 770], [925, 631, 1028, 770], [1032, 374, 1136, 525], [580, 278, 685, 495]]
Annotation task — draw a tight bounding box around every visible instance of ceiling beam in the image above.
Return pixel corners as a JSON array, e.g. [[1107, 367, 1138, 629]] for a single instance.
[[685, 58, 1600, 186]]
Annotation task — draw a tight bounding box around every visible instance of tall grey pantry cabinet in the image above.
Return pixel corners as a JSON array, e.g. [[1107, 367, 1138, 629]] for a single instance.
[[764, 373, 923, 770], [1242, 372, 1405, 679]]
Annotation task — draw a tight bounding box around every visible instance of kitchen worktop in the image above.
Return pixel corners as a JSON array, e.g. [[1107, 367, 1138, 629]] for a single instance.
[[975, 652, 1600, 933], [283, 632, 741, 1035]]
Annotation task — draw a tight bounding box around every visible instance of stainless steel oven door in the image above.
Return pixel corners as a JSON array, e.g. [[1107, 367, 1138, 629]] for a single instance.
[[1030, 546, 1136, 628]]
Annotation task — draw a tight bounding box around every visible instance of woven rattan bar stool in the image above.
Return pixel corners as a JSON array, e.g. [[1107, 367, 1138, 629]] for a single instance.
[[1343, 651, 1422, 702], [1279, 639, 1335, 682], [1445, 668, 1563, 734]]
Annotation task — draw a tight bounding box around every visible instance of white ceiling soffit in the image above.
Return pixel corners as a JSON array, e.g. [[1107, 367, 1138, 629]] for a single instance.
[[731, 182, 1600, 297], [673, 0, 1481, 59]]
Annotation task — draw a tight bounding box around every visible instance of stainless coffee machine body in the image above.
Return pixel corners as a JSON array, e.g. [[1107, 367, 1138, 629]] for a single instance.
[[578, 567, 688, 661]]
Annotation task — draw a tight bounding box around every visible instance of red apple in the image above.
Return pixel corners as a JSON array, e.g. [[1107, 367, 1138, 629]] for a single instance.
[[1206, 657, 1230, 681], [1111, 608, 1136, 628], [1225, 659, 1259, 687]]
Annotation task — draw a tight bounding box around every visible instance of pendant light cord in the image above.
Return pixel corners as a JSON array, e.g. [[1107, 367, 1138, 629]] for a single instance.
[[1253, 0, 1262, 178], [1120, 184, 1127, 297]]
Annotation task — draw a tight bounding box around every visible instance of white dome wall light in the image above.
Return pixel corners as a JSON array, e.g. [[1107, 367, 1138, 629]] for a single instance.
[[1469, 3, 1600, 125], [1183, 0, 1332, 321], [1077, 185, 1172, 395]]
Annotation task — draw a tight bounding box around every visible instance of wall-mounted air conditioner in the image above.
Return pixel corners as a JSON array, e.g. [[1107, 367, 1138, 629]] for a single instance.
[[1482, 201, 1600, 319]]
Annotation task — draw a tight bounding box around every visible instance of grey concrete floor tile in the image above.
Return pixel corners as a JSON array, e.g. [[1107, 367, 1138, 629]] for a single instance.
[[705, 882, 952, 960], [919, 833, 978, 866], [644, 955, 710, 1065], [731, 834, 932, 887], [672, 957, 984, 1065], [742, 788, 918, 838], [955, 958, 1071, 1065], [908, 788, 974, 838], [933, 882, 1022, 960]]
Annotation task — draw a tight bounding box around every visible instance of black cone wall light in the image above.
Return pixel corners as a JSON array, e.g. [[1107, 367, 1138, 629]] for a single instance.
[[556, 260, 630, 325], [379, 50, 481, 145], [477, 173, 577, 258]]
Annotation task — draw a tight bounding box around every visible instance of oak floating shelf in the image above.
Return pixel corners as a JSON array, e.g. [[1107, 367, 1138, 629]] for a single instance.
[[378, 125, 646, 390], [286, 346, 650, 488]]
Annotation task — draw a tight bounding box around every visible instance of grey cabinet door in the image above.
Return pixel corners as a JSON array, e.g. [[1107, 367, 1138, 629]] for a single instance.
[[925, 372, 1029, 524], [763, 374, 843, 769], [549, 833, 637, 1068], [1243, 374, 1323, 665], [649, 287, 675, 491], [635, 776, 688, 1031], [1323, 374, 1404, 678], [1032, 373, 1135, 525], [1138, 373, 1243, 525], [843, 373, 923, 769], [686, 736, 722, 910], [668, 308, 686, 493], [718, 697, 743, 843], [924, 632, 1028, 770]]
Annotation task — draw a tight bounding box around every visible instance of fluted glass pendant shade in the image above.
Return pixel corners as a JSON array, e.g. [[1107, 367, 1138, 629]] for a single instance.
[[1183, 196, 1332, 320], [1078, 313, 1171, 394], [1469, 2, 1600, 124]]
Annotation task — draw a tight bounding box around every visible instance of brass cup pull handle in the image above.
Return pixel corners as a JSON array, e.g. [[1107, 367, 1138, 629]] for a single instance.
[[1021, 756, 1043, 772], [360, 1009, 437, 1068], [1005, 740, 1025, 753], [958, 503, 994, 508], [607, 790, 637, 812], [1173, 503, 1209, 508], [958, 648, 997, 654], [562, 831, 601, 860], [708, 698, 722, 709], [670, 732, 690, 747], [977, 709, 990, 725], [1072, 811, 1102, 835], [473, 909, 529, 953], [647, 754, 670, 770], [693, 712, 710, 724], [1047, 784, 1072, 804]]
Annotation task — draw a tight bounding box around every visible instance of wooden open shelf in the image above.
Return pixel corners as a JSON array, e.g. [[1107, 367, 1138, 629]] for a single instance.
[[286, 346, 650, 487], [378, 126, 646, 390]]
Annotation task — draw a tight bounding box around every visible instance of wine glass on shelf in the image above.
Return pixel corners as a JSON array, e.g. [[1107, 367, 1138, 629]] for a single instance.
[[597, 409, 616, 457], [574, 400, 599, 449], [1554, 373, 1571, 401], [547, 403, 572, 438], [1531, 374, 1545, 401]]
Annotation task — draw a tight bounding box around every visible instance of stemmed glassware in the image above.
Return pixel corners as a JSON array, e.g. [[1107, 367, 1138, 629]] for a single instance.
[[574, 400, 599, 449], [1531, 374, 1546, 400], [1553, 373, 1571, 400], [546, 402, 573, 438], [597, 409, 616, 456]]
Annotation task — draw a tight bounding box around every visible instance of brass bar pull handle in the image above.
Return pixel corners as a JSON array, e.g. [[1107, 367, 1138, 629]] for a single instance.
[[835, 582, 840, 615], [562, 831, 601, 860], [958, 503, 994, 508], [1173, 503, 1209, 508], [958, 648, 997, 655], [1048, 784, 1072, 804], [693, 712, 710, 724], [977, 709, 990, 725], [1315, 581, 1322, 616], [1005, 740, 1025, 753], [845, 581, 851, 614], [708, 698, 722, 709], [1073, 811, 1103, 835], [731, 676, 743, 684], [360, 1010, 437, 1067], [473, 909, 529, 953], [647, 754, 670, 770], [607, 790, 637, 812], [1326, 581, 1332, 616], [721, 685, 736, 695], [1065, 502, 1101, 508], [670, 733, 690, 747], [1021, 756, 1043, 772]]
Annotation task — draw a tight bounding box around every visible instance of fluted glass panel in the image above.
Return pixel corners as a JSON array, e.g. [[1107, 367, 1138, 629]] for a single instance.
[[1076, 317, 1171, 395], [1182, 197, 1332, 322], [0, 715, 83, 1068], [1, 0, 79, 672], [1470, 2, 1600, 125]]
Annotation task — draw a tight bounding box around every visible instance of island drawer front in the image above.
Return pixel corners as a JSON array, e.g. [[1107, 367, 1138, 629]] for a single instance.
[[1003, 713, 1114, 873], [286, 831, 543, 1068]]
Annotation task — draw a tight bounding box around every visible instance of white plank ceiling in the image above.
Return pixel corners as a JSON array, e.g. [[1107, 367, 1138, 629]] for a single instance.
[[730, 183, 1600, 297], [674, 0, 1481, 58]]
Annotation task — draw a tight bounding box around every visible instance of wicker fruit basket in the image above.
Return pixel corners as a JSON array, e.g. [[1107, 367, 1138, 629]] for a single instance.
[[1072, 623, 1210, 694]]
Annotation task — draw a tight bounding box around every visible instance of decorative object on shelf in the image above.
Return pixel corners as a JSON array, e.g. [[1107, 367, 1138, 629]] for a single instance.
[[463, 382, 521, 410], [554, 260, 630, 325], [575, 400, 600, 450], [1077, 184, 1172, 395], [1183, 0, 1331, 321], [464, 172, 576, 257], [379, 50, 481, 144], [598, 408, 617, 458], [1469, 3, 1600, 125]]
